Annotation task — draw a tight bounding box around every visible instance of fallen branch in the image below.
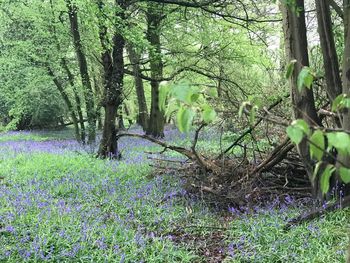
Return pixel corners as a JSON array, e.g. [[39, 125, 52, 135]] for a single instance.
[[250, 138, 295, 175], [284, 195, 350, 230], [117, 132, 220, 172]]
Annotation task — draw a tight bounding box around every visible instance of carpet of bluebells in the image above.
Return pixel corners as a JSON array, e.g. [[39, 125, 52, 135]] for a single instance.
[[0, 127, 349, 262]]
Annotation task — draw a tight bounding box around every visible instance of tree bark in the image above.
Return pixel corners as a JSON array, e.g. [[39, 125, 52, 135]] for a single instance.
[[60, 58, 86, 143], [117, 110, 126, 130], [127, 44, 149, 131], [316, 0, 350, 198], [281, 0, 322, 199], [316, 0, 342, 102], [97, 0, 126, 158], [146, 3, 165, 138], [338, 0, 350, 196], [66, 0, 96, 143]]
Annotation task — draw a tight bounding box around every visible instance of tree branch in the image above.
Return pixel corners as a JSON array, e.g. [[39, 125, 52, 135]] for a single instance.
[[328, 0, 344, 19]]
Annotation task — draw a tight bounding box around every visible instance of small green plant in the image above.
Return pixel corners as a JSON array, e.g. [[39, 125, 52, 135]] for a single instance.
[[159, 81, 217, 132]]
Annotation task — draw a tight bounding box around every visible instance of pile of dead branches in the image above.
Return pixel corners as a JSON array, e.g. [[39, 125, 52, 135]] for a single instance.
[[117, 128, 311, 208]]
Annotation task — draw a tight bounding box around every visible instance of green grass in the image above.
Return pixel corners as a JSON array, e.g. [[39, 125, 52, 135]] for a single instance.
[[225, 208, 349, 262], [0, 129, 349, 262]]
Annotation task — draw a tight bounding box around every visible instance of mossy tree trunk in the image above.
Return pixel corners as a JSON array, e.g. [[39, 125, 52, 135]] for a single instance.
[[97, 0, 126, 158]]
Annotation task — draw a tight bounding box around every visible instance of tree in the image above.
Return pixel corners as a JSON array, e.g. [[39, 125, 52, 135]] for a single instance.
[[281, 0, 322, 198], [66, 0, 96, 143], [146, 2, 165, 137], [127, 43, 149, 131], [315, 0, 342, 102], [97, 0, 126, 158]]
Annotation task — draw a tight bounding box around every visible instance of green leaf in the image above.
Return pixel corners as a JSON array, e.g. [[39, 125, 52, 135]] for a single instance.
[[190, 93, 200, 103], [164, 100, 179, 121], [309, 130, 325, 161], [171, 82, 198, 104], [177, 107, 195, 133], [286, 125, 304, 145], [344, 98, 350, 109], [159, 85, 170, 112], [312, 161, 322, 182], [326, 132, 350, 155], [331, 94, 345, 112], [285, 59, 297, 79], [202, 105, 217, 124], [292, 119, 310, 136], [297, 67, 313, 92], [303, 74, 314, 89], [320, 164, 336, 194], [339, 167, 350, 184]]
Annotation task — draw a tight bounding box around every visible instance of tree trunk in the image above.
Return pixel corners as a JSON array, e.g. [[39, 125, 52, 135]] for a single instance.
[[338, 1, 350, 196], [97, 0, 125, 158], [117, 110, 126, 130], [146, 3, 165, 138], [47, 67, 80, 142], [96, 108, 103, 130], [127, 44, 149, 131], [316, 0, 349, 198], [124, 103, 133, 126], [281, 0, 322, 199], [60, 58, 86, 143], [66, 0, 96, 143], [48, 0, 84, 143], [315, 0, 342, 102]]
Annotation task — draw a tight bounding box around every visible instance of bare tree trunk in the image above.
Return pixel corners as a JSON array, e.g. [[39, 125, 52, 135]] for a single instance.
[[66, 0, 96, 143], [48, 0, 84, 143], [127, 44, 149, 131], [97, 0, 125, 158], [316, 0, 342, 101], [281, 0, 322, 199], [60, 58, 86, 143], [117, 110, 126, 130], [146, 3, 165, 138], [316, 0, 350, 198], [47, 67, 80, 142], [91, 73, 103, 130]]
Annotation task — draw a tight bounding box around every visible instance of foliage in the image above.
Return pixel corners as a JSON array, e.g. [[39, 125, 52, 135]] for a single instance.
[[160, 81, 217, 132], [286, 68, 350, 195]]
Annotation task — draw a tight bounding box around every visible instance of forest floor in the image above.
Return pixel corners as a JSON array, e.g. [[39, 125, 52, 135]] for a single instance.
[[0, 127, 349, 262]]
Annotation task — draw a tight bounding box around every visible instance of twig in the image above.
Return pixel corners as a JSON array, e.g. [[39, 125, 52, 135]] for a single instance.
[[217, 94, 288, 159]]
